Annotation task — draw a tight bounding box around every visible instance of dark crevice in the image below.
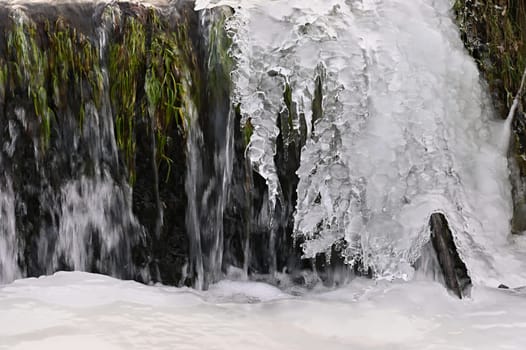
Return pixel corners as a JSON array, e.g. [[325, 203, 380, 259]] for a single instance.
[[429, 213, 472, 298]]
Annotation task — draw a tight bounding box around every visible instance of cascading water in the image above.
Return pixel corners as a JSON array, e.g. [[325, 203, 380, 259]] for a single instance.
[[2, 1, 526, 349], [185, 8, 235, 289], [0, 177, 19, 283], [0, 0, 525, 293], [51, 177, 142, 278], [0, 0, 200, 285], [0, 3, 150, 282]]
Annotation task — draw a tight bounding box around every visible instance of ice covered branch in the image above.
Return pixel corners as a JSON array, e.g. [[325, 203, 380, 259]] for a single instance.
[[506, 65, 526, 120]]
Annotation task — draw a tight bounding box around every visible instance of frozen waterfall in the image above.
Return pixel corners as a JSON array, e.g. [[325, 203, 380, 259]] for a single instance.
[[198, 0, 526, 286], [0, 0, 525, 291], [1, 0, 526, 348]]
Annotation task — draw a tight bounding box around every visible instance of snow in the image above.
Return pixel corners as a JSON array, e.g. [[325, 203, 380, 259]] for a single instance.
[[1, 272, 526, 349]]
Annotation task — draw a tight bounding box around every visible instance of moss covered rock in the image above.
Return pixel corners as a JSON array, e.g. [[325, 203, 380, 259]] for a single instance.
[[454, 0, 526, 232]]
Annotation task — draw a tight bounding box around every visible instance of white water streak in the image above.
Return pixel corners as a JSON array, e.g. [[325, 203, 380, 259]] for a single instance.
[[0, 179, 20, 284]]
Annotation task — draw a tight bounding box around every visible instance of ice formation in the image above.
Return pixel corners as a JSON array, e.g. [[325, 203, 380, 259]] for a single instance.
[[196, 0, 526, 285]]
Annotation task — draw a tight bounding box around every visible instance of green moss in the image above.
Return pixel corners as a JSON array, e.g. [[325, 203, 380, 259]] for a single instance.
[[46, 18, 102, 125], [146, 9, 200, 182], [454, 0, 526, 115], [455, 1, 526, 232], [1, 6, 204, 184], [7, 15, 52, 149], [107, 7, 201, 183], [147, 19, 185, 175], [109, 15, 147, 180], [0, 61, 7, 103], [207, 13, 233, 102], [4, 14, 103, 149]]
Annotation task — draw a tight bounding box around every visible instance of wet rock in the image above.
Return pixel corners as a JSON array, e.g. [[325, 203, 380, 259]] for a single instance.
[[453, 1, 526, 234], [429, 213, 472, 298], [0, 1, 197, 285]]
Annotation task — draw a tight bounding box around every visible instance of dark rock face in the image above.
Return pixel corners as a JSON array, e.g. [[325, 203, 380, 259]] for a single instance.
[[429, 213, 472, 298], [4, 1, 484, 291], [0, 1, 199, 284], [510, 115, 526, 233], [0, 1, 308, 287], [223, 94, 308, 278], [453, 0, 526, 233]]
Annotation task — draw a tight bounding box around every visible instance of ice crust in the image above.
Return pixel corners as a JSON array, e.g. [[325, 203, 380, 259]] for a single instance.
[[200, 0, 526, 285]]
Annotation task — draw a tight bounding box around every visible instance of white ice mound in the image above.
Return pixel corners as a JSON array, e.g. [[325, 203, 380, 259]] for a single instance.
[[213, 0, 526, 286]]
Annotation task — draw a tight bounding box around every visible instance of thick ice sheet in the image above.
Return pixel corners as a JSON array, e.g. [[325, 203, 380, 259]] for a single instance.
[[1, 272, 526, 349]]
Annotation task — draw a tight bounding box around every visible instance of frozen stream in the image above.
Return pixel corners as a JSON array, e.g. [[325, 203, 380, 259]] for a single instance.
[[1, 272, 526, 349]]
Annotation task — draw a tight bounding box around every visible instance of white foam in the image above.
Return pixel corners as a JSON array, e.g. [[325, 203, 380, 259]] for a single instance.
[[2, 272, 526, 350]]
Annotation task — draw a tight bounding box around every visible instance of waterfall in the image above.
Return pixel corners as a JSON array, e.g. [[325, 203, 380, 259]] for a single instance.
[[185, 8, 235, 289], [201, 0, 526, 287], [0, 0, 525, 290], [4, 2, 526, 348], [0, 1, 199, 284]]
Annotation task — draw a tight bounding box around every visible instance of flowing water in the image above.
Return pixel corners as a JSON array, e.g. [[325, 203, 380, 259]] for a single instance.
[[1, 0, 526, 347], [0, 178, 19, 283]]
